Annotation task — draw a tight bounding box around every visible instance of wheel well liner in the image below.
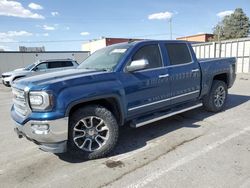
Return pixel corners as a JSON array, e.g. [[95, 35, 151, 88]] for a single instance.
[[67, 97, 124, 126], [213, 73, 228, 86]]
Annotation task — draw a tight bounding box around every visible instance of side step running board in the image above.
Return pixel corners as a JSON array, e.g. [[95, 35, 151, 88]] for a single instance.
[[131, 103, 203, 128]]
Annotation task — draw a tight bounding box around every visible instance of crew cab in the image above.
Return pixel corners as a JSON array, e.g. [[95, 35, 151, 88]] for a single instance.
[[11, 40, 236, 159], [2, 59, 78, 87]]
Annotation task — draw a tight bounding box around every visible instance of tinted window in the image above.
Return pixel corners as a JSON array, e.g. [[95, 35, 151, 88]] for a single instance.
[[63, 61, 74, 67], [132, 45, 162, 69], [165, 43, 192, 65], [47, 61, 73, 69]]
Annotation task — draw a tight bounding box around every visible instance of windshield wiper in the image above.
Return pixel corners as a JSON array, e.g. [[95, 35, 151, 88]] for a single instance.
[[96, 68, 110, 72], [83, 67, 110, 72]]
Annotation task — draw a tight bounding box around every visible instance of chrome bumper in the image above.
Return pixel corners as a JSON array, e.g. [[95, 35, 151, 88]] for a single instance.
[[14, 117, 68, 153]]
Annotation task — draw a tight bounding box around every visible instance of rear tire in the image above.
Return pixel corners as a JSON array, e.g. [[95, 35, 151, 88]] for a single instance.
[[202, 80, 228, 112], [68, 105, 119, 159]]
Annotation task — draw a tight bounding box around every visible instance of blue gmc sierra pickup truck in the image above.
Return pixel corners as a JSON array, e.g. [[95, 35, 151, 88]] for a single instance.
[[11, 40, 236, 159]]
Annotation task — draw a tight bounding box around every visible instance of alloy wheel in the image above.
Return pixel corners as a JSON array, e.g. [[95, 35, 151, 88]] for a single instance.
[[214, 86, 226, 108], [73, 116, 109, 152]]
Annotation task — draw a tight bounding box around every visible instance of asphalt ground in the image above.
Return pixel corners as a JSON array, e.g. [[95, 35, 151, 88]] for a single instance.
[[0, 74, 249, 188]]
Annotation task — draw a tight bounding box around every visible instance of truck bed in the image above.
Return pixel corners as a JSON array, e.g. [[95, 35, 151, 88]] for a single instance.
[[198, 57, 236, 97], [198, 57, 236, 64]]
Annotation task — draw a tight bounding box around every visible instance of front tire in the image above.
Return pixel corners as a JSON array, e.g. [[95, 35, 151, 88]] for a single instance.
[[68, 105, 119, 159], [2, 81, 10, 87], [202, 80, 228, 112]]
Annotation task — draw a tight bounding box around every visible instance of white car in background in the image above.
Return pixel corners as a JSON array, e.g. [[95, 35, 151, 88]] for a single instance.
[[1, 59, 78, 87]]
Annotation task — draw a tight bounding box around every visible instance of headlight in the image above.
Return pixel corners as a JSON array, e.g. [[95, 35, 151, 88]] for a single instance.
[[29, 91, 53, 111]]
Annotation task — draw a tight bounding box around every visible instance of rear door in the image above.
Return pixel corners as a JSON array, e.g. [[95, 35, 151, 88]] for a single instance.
[[47, 61, 74, 71], [164, 43, 201, 105]]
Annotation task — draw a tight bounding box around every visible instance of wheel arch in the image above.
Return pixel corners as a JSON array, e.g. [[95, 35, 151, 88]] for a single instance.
[[213, 73, 229, 87], [66, 96, 125, 126]]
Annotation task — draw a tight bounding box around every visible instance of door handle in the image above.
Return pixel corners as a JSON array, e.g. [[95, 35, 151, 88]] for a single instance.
[[159, 74, 169, 78], [191, 69, 200, 73]]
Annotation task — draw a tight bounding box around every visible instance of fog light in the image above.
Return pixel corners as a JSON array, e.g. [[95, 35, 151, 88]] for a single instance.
[[31, 124, 49, 135]]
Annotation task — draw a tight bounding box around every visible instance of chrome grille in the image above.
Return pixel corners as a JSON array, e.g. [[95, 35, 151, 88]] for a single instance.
[[12, 88, 28, 116]]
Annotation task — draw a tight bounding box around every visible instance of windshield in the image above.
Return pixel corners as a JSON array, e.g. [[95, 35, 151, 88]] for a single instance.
[[78, 44, 131, 71], [24, 63, 36, 71]]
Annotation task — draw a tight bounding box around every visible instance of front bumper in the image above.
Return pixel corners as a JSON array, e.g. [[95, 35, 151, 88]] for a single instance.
[[14, 117, 68, 153]]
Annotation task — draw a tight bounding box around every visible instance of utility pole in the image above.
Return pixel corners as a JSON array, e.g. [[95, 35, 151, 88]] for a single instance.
[[218, 21, 222, 58], [169, 18, 172, 40]]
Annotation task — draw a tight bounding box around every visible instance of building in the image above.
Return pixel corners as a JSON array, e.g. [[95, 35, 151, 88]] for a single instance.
[[81, 37, 142, 53], [177, 33, 214, 43], [19, 46, 45, 52]]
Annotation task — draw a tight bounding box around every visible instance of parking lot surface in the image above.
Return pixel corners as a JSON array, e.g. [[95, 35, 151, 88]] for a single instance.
[[0, 74, 250, 188]]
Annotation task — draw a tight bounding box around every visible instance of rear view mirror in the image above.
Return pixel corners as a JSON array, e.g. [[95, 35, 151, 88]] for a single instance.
[[126, 59, 149, 72]]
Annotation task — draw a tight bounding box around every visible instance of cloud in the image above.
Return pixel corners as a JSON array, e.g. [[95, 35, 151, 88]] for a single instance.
[[80, 32, 90, 36], [0, 0, 44, 19], [35, 33, 49, 37], [43, 25, 55, 30], [51, 11, 59, 16], [0, 30, 32, 43], [0, 45, 11, 51], [148, 11, 173, 20], [217, 10, 233, 18], [0, 31, 33, 38], [0, 38, 16, 42], [28, 2, 43, 10], [65, 27, 70, 30]]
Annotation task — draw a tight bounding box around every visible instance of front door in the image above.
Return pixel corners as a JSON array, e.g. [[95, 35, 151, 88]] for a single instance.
[[121, 44, 171, 118]]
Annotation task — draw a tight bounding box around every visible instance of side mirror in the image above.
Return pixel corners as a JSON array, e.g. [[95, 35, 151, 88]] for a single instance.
[[126, 59, 149, 72]]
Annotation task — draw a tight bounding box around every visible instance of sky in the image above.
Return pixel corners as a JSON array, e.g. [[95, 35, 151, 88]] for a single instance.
[[0, 0, 249, 51]]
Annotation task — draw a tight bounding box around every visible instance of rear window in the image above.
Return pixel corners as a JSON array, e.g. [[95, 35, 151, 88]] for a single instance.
[[48, 61, 73, 69], [165, 43, 192, 65], [63, 61, 74, 67]]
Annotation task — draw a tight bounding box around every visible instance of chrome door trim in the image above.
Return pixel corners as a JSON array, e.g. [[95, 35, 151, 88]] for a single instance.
[[191, 69, 200, 72], [159, 74, 169, 78], [128, 90, 200, 111]]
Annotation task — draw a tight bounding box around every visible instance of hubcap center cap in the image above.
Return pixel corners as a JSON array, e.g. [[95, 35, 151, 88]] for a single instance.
[[88, 129, 96, 136]]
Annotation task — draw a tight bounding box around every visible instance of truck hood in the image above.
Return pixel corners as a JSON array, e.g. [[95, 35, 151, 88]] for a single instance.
[[13, 68, 108, 90], [2, 68, 28, 76]]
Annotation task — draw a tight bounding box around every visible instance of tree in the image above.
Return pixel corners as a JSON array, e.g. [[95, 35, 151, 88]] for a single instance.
[[213, 8, 250, 41]]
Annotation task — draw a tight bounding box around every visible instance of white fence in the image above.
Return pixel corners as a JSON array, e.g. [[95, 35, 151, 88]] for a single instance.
[[192, 38, 250, 73]]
